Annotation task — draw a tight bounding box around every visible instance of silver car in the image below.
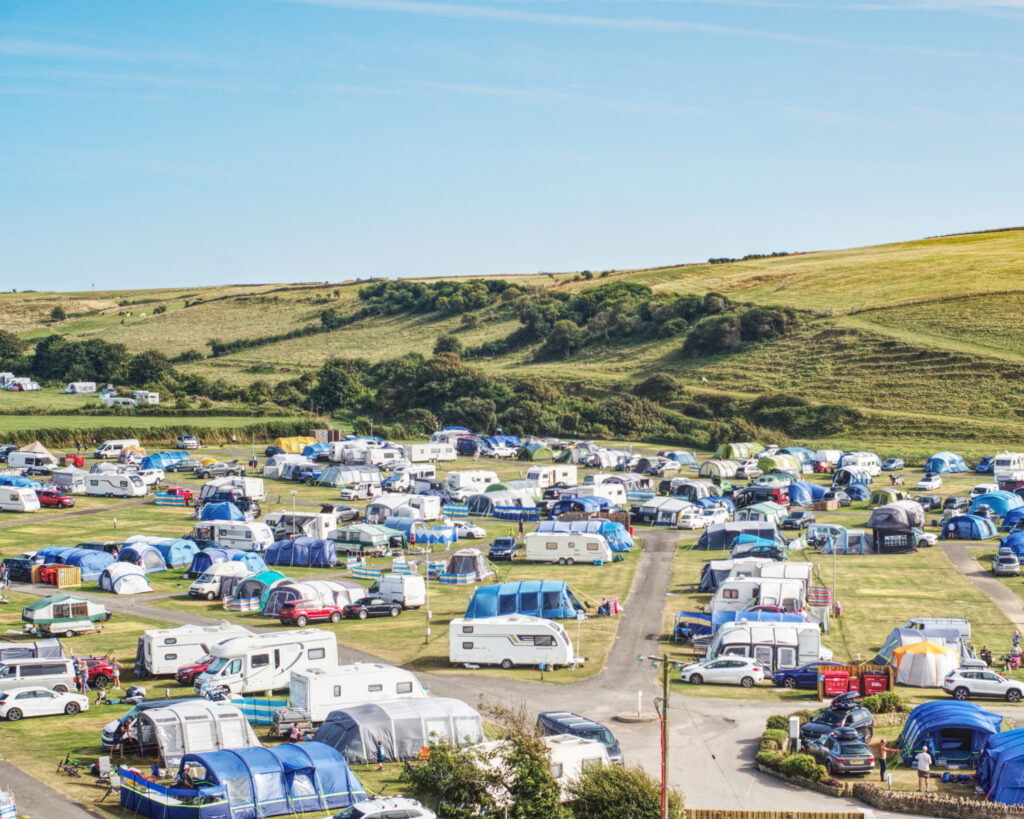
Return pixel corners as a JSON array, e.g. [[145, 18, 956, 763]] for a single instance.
[[992, 550, 1021, 576]]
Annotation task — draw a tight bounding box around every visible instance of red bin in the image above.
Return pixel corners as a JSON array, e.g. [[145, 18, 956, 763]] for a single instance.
[[861, 673, 889, 694], [848, 677, 861, 693], [822, 670, 849, 697]]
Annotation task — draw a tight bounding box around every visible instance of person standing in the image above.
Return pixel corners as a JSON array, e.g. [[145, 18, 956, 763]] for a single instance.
[[111, 659, 122, 691], [878, 739, 890, 783], [915, 745, 932, 793], [517, 517, 525, 537], [78, 659, 90, 694], [376, 740, 386, 771]]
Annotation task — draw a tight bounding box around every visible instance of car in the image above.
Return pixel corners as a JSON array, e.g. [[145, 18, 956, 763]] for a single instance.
[[701, 507, 730, 527], [971, 483, 1000, 500], [992, 550, 1021, 576], [916, 495, 942, 512], [165, 457, 203, 473], [0, 687, 89, 721], [175, 655, 213, 687], [264, 445, 285, 457], [679, 657, 764, 688], [812, 460, 832, 474], [943, 495, 969, 512], [488, 537, 518, 561], [976, 455, 996, 474], [164, 486, 194, 505], [331, 797, 437, 819], [916, 474, 942, 491], [536, 711, 623, 764], [911, 527, 937, 548], [338, 485, 376, 501], [451, 521, 486, 539], [805, 728, 876, 776], [176, 434, 200, 449], [771, 661, 846, 690], [76, 657, 115, 687], [1, 555, 42, 582], [342, 597, 401, 620], [736, 462, 763, 480], [781, 510, 815, 530], [945, 667, 1024, 702], [822, 490, 852, 508], [326, 504, 360, 523], [36, 488, 75, 509], [800, 694, 875, 742], [279, 599, 345, 627], [0, 444, 17, 462], [194, 460, 245, 479], [131, 468, 165, 486], [974, 504, 999, 522], [881, 458, 904, 471]]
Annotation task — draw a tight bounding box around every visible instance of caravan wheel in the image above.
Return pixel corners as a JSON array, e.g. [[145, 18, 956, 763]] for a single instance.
[[565, 558, 574, 566], [557, 558, 566, 566], [501, 659, 514, 670]]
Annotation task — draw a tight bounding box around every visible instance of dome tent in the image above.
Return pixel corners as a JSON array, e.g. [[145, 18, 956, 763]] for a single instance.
[[1001, 507, 1024, 532], [897, 700, 1001, 766], [924, 451, 969, 474], [264, 537, 338, 568], [124, 536, 200, 569], [34, 547, 114, 581], [116, 543, 168, 573], [200, 502, 245, 522], [891, 641, 960, 687], [186, 548, 267, 578], [98, 563, 153, 594], [942, 515, 998, 541], [233, 571, 289, 609], [844, 483, 872, 501], [444, 548, 494, 581]]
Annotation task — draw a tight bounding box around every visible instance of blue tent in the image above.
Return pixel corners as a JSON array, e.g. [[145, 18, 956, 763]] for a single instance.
[[200, 502, 245, 522], [464, 580, 584, 619], [152, 538, 200, 568], [186, 548, 267, 578], [116, 543, 168, 573], [385, 516, 459, 546], [832, 467, 873, 489], [897, 701, 1001, 766], [693, 497, 736, 513], [0, 475, 42, 490], [1002, 508, 1024, 533], [1000, 532, 1024, 557], [779, 446, 816, 465], [924, 451, 969, 474], [971, 491, 1024, 519], [140, 451, 188, 470], [550, 496, 611, 518], [301, 443, 331, 458], [535, 519, 633, 551], [34, 546, 114, 581], [845, 483, 872, 501], [662, 451, 698, 466], [978, 729, 1024, 792], [264, 537, 338, 568], [787, 481, 826, 506], [942, 514, 998, 541]]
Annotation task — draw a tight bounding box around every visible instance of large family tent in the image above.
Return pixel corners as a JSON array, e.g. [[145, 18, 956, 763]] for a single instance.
[[550, 496, 612, 519], [891, 641, 960, 687], [978, 730, 1024, 804], [334, 523, 404, 553], [696, 522, 786, 551], [631, 496, 692, 527], [138, 701, 259, 766], [34, 547, 114, 581], [779, 446, 816, 465], [713, 442, 761, 460], [98, 563, 154, 595], [301, 442, 331, 459], [386, 517, 457, 546], [698, 460, 741, 480], [262, 580, 364, 617], [942, 515, 998, 541], [444, 548, 494, 580], [661, 450, 698, 467], [897, 701, 1001, 766], [1003, 532, 1024, 558], [0, 475, 42, 491], [1002, 508, 1024, 532], [186, 548, 267, 578], [868, 500, 925, 530], [787, 481, 826, 506], [844, 483, 872, 502], [200, 502, 246, 522], [535, 519, 633, 551], [516, 443, 553, 461], [924, 452, 969, 474], [233, 571, 289, 608], [272, 436, 316, 454], [263, 538, 338, 568], [0, 638, 63, 663], [970, 491, 1024, 518], [873, 626, 967, 666], [665, 479, 716, 502], [465, 491, 536, 517], [116, 543, 168, 573], [735, 502, 787, 525], [124, 536, 200, 568], [757, 453, 802, 475], [832, 467, 873, 488], [314, 698, 484, 764], [140, 451, 188, 471], [464, 580, 584, 619], [484, 480, 543, 502], [697, 558, 772, 593]]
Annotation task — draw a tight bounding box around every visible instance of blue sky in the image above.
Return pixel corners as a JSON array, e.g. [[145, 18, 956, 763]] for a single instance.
[[2, 0, 1022, 291]]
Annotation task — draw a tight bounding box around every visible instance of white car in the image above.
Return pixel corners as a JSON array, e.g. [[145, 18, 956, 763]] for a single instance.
[[944, 668, 1024, 702], [0, 687, 89, 721], [679, 657, 765, 688], [916, 474, 942, 490], [486, 445, 517, 458], [971, 483, 999, 500], [134, 468, 165, 486], [339, 485, 377, 501], [675, 511, 705, 530], [701, 507, 730, 527], [332, 797, 436, 819], [912, 527, 938, 547], [452, 521, 486, 539]]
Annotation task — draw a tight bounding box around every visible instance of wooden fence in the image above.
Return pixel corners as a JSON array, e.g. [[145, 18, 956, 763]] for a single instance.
[[687, 811, 863, 819]]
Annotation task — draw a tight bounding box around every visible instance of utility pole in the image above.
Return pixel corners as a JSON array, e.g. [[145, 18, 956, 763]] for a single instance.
[[640, 653, 672, 818]]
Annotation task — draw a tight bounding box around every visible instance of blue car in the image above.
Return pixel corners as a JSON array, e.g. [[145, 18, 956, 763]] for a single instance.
[[771, 661, 845, 690], [976, 455, 995, 473]]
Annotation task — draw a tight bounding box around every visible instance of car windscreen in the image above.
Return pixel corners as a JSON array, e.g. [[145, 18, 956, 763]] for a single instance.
[[576, 727, 616, 747], [814, 711, 844, 726]]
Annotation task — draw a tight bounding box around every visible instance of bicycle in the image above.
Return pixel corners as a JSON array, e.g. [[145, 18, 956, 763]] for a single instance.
[[57, 752, 85, 778]]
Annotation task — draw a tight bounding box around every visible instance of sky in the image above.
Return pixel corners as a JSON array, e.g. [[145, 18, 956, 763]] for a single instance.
[[2, 0, 1023, 291]]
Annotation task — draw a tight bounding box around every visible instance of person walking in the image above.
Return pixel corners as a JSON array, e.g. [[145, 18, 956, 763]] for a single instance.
[[376, 740, 386, 771], [517, 517, 525, 537], [878, 739, 890, 783], [78, 660, 90, 694], [915, 745, 933, 793], [111, 659, 122, 691]]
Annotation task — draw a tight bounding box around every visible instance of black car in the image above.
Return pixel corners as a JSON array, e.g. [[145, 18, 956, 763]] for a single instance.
[[781, 510, 815, 530], [166, 457, 203, 473], [800, 693, 875, 742], [264, 445, 285, 457], [1, 556, 38, 582], [916, 495, 942, 512], [343, 597, 401, 620], [488, 537, 517, 561], [822, 490, 852, 508]]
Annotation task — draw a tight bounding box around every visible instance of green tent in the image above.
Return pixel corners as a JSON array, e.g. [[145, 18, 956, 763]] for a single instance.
[[757, 454, 802, 474], [516, 444, 554, 461], [713, 442, 762, 460], [737, 501, 787, 525]]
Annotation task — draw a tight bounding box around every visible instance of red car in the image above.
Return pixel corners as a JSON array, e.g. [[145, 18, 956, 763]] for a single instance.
[[37, 488, 75, 508], [175, 655, 213, 686], [812, 461, 832, 474], [278, 599, 344, 627], [77, 657, 115, 687], [165, 487, 194, 505]]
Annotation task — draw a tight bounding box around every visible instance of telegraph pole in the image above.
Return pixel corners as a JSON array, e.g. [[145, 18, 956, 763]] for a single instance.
[[640, 653, 672, 818]]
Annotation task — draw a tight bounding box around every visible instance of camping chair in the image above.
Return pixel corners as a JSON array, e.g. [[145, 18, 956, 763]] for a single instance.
[[96, 772, 120, 803]]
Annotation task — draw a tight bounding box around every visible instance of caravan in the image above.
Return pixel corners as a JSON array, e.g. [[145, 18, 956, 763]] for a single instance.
[[264, 511, 336, 541], [710, 578, 806, 614], [705, 621, 830, 671], [523, 532, 614, 566], [200, 476, 266, 502], [449, 615, 581, 669], [134, 623, 255, 677], [84, 472, 147, 498], [193, 629, 338, 695], [561, 483, 627, 506], [403, 443, 457, 463], [838, 452, 882, 476], [0, 487, 40, 513], [195, 520, 274, 552], [525, 465, 578, 489], [444, 471, 499, 500], [994, 452, 1024, 486]]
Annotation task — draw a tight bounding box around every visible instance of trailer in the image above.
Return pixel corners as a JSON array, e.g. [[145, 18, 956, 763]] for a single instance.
[[22, 593, 110, 638], [523, 532, 615, 565], [449, 615, 581, 669], [134, 622, 255, 677], [402, 443, 457, 463]]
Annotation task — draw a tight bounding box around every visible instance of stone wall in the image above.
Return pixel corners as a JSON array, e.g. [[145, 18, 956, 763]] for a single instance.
[[853, 784, 1024, 818]]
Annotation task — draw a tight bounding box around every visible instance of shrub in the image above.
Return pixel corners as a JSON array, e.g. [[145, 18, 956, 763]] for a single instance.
[[755, 750, 783, 769], [779, 754, 827, 782], [878, 691, 906, 713], [567, 763, 683, 819], [765, 715, 789, 731], [761, 729, 789, 748], [759, 738, 780, 752], [860, 695, 880, 713]]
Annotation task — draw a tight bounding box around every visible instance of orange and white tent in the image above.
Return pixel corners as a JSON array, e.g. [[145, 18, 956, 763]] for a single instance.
[[891, 641, 959, 688]]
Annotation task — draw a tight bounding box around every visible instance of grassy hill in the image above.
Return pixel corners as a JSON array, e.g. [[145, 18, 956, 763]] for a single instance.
[[7, 228, 1024, 455]]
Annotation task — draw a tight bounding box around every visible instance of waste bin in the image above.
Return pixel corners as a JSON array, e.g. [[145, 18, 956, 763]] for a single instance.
[[861, 672, 889, 694], [822, 670, 849, 697], [847, 677, 861, 693]]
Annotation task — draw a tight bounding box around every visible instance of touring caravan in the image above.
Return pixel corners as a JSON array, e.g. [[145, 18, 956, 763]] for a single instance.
[[403, 443, 457, 463], [710, 578, 806, 615], [7, 451, 58, 472], [85, 472, 147, 498], [134, 623, 255, 677], [132, 390, 160, 405], [705, 621, 831, 671], [200, 476, 266, 502], [995, 452, 1024, 486], [449, 615, 581, 669], [264, 511, 336, 541], [444, 470, 499, 499], [93, 439, 141, 459], [575, 483, 627, 506], [0, 487, 40, 513], [194, 520, 274, 552], [193, 629, 338, 695], [525, 465, 578, 489], [523, 532, 614, 566], [63, 381, 97, 394], [838, 452, 882, 476]]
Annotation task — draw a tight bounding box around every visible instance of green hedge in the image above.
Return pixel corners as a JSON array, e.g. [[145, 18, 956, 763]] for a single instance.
[[861, 692, 906, 713]]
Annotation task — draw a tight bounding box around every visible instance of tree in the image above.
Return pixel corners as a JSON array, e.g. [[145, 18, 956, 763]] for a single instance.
[[50, 305, 67, 322], [632, 373, 681, 403], [311, 358, 373, 413], [401, 739, 497, 819], [0, 330, 28, 370], [567, 764, 684, 819], [433, 334, 463, 356], [126, 350, 171, 386], [497, 733, 570, 819], [536, 319, 585, 360]]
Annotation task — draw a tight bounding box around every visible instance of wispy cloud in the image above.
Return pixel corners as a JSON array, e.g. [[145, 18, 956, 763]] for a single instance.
[[783, 105, 872, 125], [0, 37, 208, 65], [0, 67, 247, 93]]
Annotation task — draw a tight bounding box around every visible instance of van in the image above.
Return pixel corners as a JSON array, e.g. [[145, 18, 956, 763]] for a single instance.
[[193, 520, 274, 552], [0, 487, 41, 512], [134, 622, 255, 677], [0, 658, 76, 693], [6, 451, 57, 472], [93, 439, 141, 460], [370, 574, 426, 609], [536, 711, 623, 765], [449, 615, 581, 670], [523, 532, 614, 566], [85, 473, 147, 498], [188, 563, 253, 600], [193, 629, 338, 695]]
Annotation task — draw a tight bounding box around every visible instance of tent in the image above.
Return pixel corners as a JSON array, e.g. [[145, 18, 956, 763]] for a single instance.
[[978, 730, 1024, 799], [664, 479, 715, 501], [264, 538, 338, 569], [697, 558, 773, 593], [200, 502, 246, 522], [942, 515, 998, 541], [515, 444, 553, 461], [334, 523, 405, 553], [970, 491, 1024, 519], [897, 701, 1001, 766], [867, 500, 925, 530], [465, 491, 536, 517], [483, 480, 543, 502], [262, 580, 364, 617], [924, 452, 969, 474], [0, 638, 63, 663], [233, 571, 289, 609], [819, 530, 874, 555], [385, 517, 458, 546], [314, 698, 484, 764], [713, 442, 761, 460], [845, 483, 872, 501], [139, 701, 259, 766], [97, 563, 154, 594], [873, 626, 967, 666], [186, 548, 267, 578], [892, 641, 960, 687], [832, 467, 873, 488], [18, 440, 55, 461], [731, 534, 786, 560], [787, 481, 826, 506], [698, 459, 741, 480], [34, 546, 114, 581], [870, 488, 905, 507], [1002, 531, 1024, 558], [301, 442, 331, 459], [1002, 508, 1024, 532], [696, 522, 786, 551], [117, 543, 168, 573], [536, 519, 633, 551], [464, 580, 584, 619], [661, 451, 697, 466], [140, 451, 188, 471], [272, 436, 316, 454], [550, 496, 611, 519], [0, 475, 42, 491], [735, 502, 787, 525], [155, 539, 201, 569], [445, 548, 494, 580], [757, 453, 802, 475], [779, 446, 816, 464]]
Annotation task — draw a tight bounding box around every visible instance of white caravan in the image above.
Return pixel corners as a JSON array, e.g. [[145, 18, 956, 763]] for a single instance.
[[263, 511, 336, 541], [63, 382, 97, 394], [403, 443, 457, 463], [710, 578, 806, 614], [525, 465, 578, 489], [840, 452, 881, 476], [132, 390, 160, 405], [196, 520, 274, 552], [280, 663, 427, 725], [705, 621, 831, 671], [567, 483, 626, 506], [365, 493, 442, 522], [7, 451, 58, 471], [523, 532, 613, 566], [200, 476, 266, 501], [994, 452, 1024, 485], [445, 470, 499, 500], [93, 439, 140, 459], [85, 473, 147, 498], [136, 623, 255, 677], [193, 629, 338, 695], [449, 615, 582, 669], [0, 487, 40, 513], [188, 563, 253, 600], [815, 450, 843, 466], [371, 574, 427, 609]]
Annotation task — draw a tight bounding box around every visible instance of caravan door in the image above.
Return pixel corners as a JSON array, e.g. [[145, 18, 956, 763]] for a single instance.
[[776, 646, 797, 668], [752, 644, 774, 669]]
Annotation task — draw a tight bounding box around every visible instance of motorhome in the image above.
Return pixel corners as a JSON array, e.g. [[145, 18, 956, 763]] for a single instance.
[[193, 520, 274, 552], [134, 623, 255, 677], [0, 487, 41, 513], [995, 452, 1024, 486], [263, 511, 337, 541], [839, 452, 882, 476], [100, 395, 138, 409], [188, 563, 254, 600], [525, 465, 578, 489], [370, 574, 426, 609], [705, 621, 831, 670], [93, 439, 141, 460], [523, 532, 614, 566], [383, 464, 436, 492], [193, 629, 338, 695], [444, 470, 499, 500], [274, 663, 427, 728], [132, 390, 160, 405], [200, 476, 266, 502], [449, 615, 582, 669], [85, 473, 147, 498], [403, 442, 457, 463]]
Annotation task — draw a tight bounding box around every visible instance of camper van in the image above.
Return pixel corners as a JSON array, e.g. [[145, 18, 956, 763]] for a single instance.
[[370, 574, 426, 609], [188, 563, 253, 600], [85, 473, 147, 498], [523, 532, 614, 566], [383, 464, 436, 492], [263, 511, 336, 541], [0, 487, 40, 513], [403, 443, 457, 463], [994, 452, 1024, 486], [200, 476, 266, 502], [194, 520, 274, 552], [444, 470, 499, 500], [94, 439, 141, 460], [449, 615, 582, 669], [525, 465, 578, 489], [193, 629, 338, 695], [705, 621, 831, 671], [135, 623, 255, 677], [275, 663, 427, 728]]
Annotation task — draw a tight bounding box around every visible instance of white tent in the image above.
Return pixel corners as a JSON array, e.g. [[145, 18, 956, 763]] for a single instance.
[[892, 641, 960, 688], [138, 701, 259, 766], [97, 563, 153, 595], [262, 580, 365, 616]]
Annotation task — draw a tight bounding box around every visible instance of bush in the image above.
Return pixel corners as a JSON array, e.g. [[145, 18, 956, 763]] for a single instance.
[[765, 715, 789, 731], [761, 729, 789, 748], [759, 738, 780, 752], [779, 754, 827, 782], [566, 763, 683, 819], [755, 750, 784, 769], [874, 691, 906, 713]]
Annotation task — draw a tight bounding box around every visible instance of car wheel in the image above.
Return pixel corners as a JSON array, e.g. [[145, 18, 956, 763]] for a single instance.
[[390, 607, 400, 617], [205, 592, 216, 601], [825, 760, 833, 775], [65, 702, 81, 715], [689, 673, 703, 685], [501, 659, 513, 670], [740, 676, 755, 688], [6, 709, 22, 722], [93, 674, 109, 687], [330, 611, 341, 623], [358, 609, 368, 620], [1008, 689, 1023, 703], [202, 472, 211, 479], [53, 685, 68, 693], [65, 630, 75, 639], [296, 615, 308, 627], [861, 727, 873, 742], [58, 502, 66, 508], [782, 676, 798, 689], [953, 687, 970, 701]]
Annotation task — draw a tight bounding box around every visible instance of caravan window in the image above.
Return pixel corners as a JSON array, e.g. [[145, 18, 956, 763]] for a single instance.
[[549, 762, 564, 779], [396, 682, 413, 694], [251, 654, 270, 669], [462, 641, 474, 649], [368, 684, 383, 693], [164, 638, 178, 645], [461, 626, 474, 634], [333, 686, 342, 697], [308, 648, 326, 660], [546, 542, 558, 551], [163, 654, 178, 661], [723, 589, 739, 600], [587, 543, 598, 551], [534, 635, 555, 647]]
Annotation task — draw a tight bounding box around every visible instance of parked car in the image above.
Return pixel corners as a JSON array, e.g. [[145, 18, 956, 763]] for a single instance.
[[976, 455, 996, 474], [175, 655, 213, 687], [1, 555, 40, 582], [165, 457, 203, 473], [944, 667, 1024, 702], [194, 460, 245, 479], [342, 597, 401, 620], [943, 495, 969, 512], [0, 687, 88, 721], [536, 711, 623, 765], [327, 504, 360, 523], [264, 445, 285, 457], [332, 798, 437, 819], [822, 490, 852, 508], [974, 504, 999, 522], [0, 444, 17, 462], [911, 527, 937, 548], [451, 521, 486, 539], [701, 507, 730, 527], [881, 458, 904, 471], [488, 537, 518, 561], [36, 488, 75, 509], [77, 657, 115, 687], [805, 727, 876, 775], [800, 693, 874, 742], [812, 460, 832, 474], [971, 483, 1000, 500], [736, 462, 763, 480], [992, 549, 1021, 577], [916, 474, 942, 491], [916, 495, 942, 512], [771, 661, 846, 690], [781, 510, 815, 530], [279, 599, 344, 627], [339, 485, 376, 501], [176, 434, 200, 449], [679, 658, 764, 688]]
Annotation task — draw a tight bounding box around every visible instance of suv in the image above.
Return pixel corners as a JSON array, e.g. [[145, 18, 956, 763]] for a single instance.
[[943, 495, 969, 512], [176, 434, 200, 449], [278, 599, 344, 627], [166, 457, 202, 473], [781, 510, 815, 530], [488, 537, 517, 561], [736, 461, 763, 479], [194, 460, 245, 479], [77, 657, 115, 687], [800, 693, 875, 742], [537, 711, 623, 764], [916, 495, 942, 512], [175, 655, 213, 687], [805, 727, 876, 775], [945, 668, 1024, 702], [1, 556, 40, 582], [331, 798, 437, 819]]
